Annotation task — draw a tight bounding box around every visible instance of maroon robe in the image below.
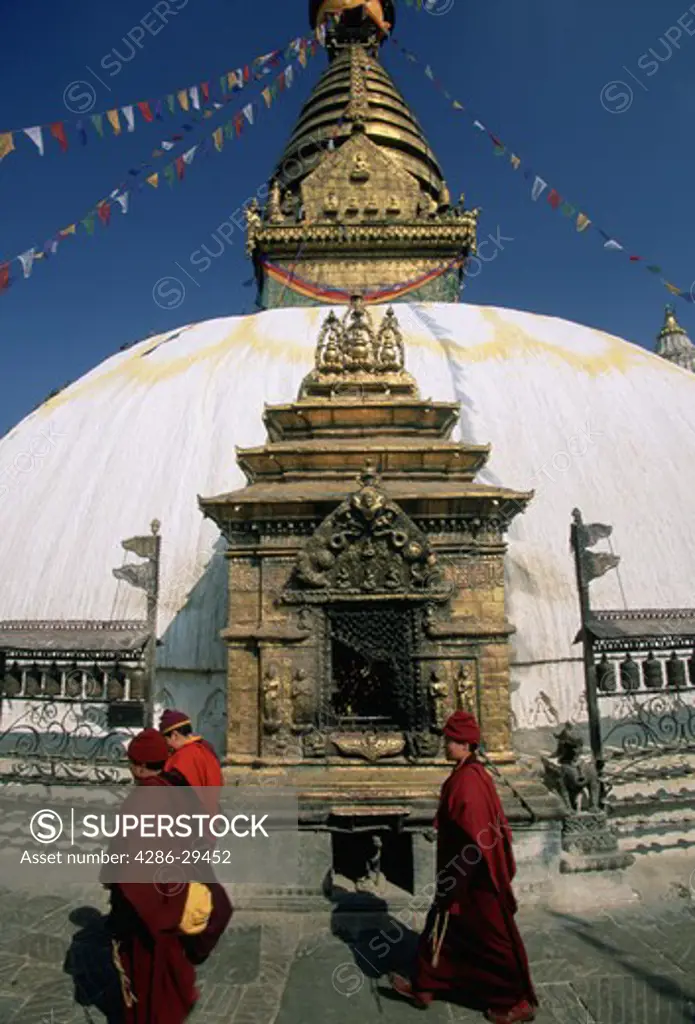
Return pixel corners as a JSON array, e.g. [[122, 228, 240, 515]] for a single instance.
[[105, 775, 232, 1024], [413, 754, 537, 1013]]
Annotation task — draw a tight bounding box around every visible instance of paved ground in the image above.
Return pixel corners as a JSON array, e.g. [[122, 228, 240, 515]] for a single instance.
[[0, 884, 694, 1023]]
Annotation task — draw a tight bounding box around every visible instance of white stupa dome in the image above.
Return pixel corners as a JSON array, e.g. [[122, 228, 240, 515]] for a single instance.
[[2, 302, 694, 750]]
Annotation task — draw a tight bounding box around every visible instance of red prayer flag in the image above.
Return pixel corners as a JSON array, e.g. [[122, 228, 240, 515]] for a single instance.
[[175, 155, 185, 180], [50, 122, 68, 152], [0, 262, 9, 292], [278, 71, 286, 92], [97, 201, 111, 226], [629, 255, 643, 262], [234, 113, 243, 136], [489, 133, 503, 148], [547, 189, 562, 210], [201, 82, 210, 103], [137, 101, 154, 122], [243, 65, 250, 82]]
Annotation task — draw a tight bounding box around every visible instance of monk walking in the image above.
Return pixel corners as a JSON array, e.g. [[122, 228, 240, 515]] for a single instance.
[[159, 709, 223, 788], [390, 711, 537, 1023], [105, 729, 232, 1024]]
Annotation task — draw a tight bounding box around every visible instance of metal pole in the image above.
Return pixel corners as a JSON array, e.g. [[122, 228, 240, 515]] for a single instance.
[[570, 512, 604, 773], [145, 520, 161, 729]]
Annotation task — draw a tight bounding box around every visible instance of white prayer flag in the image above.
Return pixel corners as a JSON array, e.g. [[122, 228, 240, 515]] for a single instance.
[[243, 103, 254, 125], [122, 106, 135, 132], [189, 86, 200, 110], [18, 248, 36, 278], [24, 126, 44, 155], [531, 176, 547, 201]]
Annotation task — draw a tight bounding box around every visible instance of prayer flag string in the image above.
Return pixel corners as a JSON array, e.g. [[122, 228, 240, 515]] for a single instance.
[[390, 38, 693, 307], [0, 38, 308, 162], [0, 43, 319, 293]]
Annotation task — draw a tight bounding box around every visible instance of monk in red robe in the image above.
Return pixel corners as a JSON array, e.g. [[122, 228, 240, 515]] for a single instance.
[[159, 710, 223, 817], [105, 729, 232, 1024], [390, 712, 537, 1023]]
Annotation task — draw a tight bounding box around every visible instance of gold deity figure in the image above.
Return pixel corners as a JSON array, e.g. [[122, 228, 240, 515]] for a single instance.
[[267, 180, 283, 223]]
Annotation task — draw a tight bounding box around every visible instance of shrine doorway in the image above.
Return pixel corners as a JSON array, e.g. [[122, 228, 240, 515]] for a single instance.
[[323, 603, 428, 734]]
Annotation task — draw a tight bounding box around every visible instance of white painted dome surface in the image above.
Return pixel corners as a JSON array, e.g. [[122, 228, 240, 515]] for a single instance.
[[2, 303, 694, 735]]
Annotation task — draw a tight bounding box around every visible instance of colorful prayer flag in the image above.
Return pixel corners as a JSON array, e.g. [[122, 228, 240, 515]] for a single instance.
[[0, 132, 14, 161], [97, 201, 111, 226], [262, 87, 272, 108], [91, 113, 104, 137], [510, 154, 521, 170], [122, 106, 135, 131], [0, 263, 9, 292], [531, 176, 547, 201], [177, 90, 189, 111], [576, 213, 591, 232], [213, 127, 223, 152], [243, 103, 254, 125], [164, 164, 176, 187], [76, 120, 87, 146], [50, 122, 68, 151], [189, 86, 200, 110], [175, 155, 185, 180], [201, 82, 210, 103], [603, 239, 623, 251], [547, 190, 562, 210], [82, 213, 95, 235], [18, 249, 35, 279], [138, 101, 154, 122], [147, 173, 159, 188], [167, 94, 176, 114], [59, 224, 76, 237], [561, 202, 576, 218], [24, 126, 44, 155], [106, 110, 121, 135]]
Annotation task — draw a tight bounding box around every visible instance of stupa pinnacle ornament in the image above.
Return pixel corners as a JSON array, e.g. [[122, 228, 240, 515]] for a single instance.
[[299, 297, 419, 398], [247, 0, 478, 308], [656, 304, 695, 373]]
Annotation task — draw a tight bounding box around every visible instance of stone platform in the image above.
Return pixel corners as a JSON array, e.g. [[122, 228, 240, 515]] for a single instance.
[[0, 866, 694, 1023]]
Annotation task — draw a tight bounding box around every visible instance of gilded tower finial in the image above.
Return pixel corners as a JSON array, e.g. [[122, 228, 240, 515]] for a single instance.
[[659, 304, 686, 339], [656, 303, 695, 374]]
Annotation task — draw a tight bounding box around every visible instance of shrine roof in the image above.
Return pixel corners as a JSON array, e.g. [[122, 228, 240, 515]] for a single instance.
[[0, 620, 150, 655]]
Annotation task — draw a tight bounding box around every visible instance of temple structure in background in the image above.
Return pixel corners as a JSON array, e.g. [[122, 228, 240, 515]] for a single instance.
[[246, 0, 477, 307], [655, 304, 695, 373]]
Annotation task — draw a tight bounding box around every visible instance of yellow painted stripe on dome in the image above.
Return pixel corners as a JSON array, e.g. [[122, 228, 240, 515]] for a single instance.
[[32, 305, 691, 425]]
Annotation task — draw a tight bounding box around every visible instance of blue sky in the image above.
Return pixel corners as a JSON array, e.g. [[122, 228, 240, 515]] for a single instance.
[[1, 0, 694, 436]]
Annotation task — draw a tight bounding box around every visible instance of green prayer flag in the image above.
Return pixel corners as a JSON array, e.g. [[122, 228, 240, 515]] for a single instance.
[[82, 213, 95, 235], [646, 265, 662, 274], [164, 164, 176, 187], [224, 120, 235, 140], [493, 146, 505, 156], [219, 75, 227, 94], [91, 114, 104, 137], [561, 202, 576, 218], [166, 94, 175, 115]]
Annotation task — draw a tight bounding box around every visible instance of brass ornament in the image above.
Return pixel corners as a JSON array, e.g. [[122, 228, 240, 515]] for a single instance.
[[332, 730, 405, 761]]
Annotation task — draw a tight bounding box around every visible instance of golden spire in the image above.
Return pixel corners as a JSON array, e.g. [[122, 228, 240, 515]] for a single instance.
[[658, 304, 687, 340], [656, 304, 695, 373]]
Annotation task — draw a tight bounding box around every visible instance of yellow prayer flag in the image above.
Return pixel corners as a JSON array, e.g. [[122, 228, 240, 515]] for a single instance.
[[510, 154, 521, 170], [664, 281, 681, 295], [262, 87, 272, 108], [177, 89, 189, 111], [298, 48, 307, 67], [452, 100, 464, 110], [106, 109, 121, 135], [0, 132, 15, 161], [213, 128, 223, 152], [576, 213, 591, 233], [203, 109, 213, 119], [147, 173, 159, 188], [59, 224, 76, 237]]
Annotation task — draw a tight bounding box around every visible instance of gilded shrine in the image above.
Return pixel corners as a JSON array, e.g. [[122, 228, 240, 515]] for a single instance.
[[201, 299, 557, 892]]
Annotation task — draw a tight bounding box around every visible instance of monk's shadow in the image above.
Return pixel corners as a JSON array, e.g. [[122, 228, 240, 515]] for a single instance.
[[328, 882, 420, 982], [63, 907, 124, 1024]]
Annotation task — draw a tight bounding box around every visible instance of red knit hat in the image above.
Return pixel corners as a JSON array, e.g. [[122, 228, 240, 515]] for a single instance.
[[159, 709, 191, 735], [442, 710, 481, 745], [127, 728, 169, 765]]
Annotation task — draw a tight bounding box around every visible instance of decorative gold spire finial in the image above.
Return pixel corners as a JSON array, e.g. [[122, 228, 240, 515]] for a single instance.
[[659, 303, 686, 339]]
